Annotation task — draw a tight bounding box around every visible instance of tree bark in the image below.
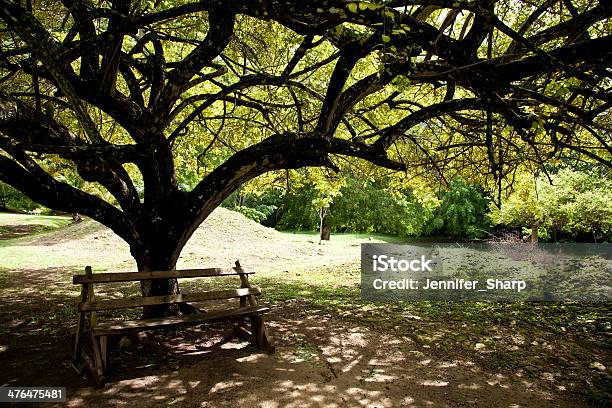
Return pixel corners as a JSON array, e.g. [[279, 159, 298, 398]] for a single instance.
[[531, 224, 539, 244], [318, 207, 328, 245], [132, 240, 197, 318]]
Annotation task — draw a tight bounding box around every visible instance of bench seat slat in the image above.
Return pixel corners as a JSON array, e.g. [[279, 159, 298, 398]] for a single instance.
[[92, 305, 269, 336], [73, 268, 254, 284], [79, 287, 262, 312]]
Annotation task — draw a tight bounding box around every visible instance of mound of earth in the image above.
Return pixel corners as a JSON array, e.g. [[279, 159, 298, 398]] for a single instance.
[[3, 208, 368, 272]]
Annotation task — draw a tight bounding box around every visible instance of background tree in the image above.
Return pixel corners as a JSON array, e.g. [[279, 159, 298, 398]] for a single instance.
[[428, 180, 491, 239], [492, 168, 612, 242], [0, 0, 609, 316], [539, 169, 612, 242], [238, 171, 439, 237], [489, 173, 545, 242]]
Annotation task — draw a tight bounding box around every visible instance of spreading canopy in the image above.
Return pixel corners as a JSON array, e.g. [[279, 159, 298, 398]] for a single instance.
[[0, 0, 610, 266]]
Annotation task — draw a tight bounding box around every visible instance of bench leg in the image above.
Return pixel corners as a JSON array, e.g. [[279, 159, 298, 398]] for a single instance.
[[229, 324, 255, 344], [251, 315, 275, 354], [73, 284, 88, 364], [79, 349, 96, 379], [91, 335, 106, 388], [100, 335, 108, 370], [73, 312, 85, 363]]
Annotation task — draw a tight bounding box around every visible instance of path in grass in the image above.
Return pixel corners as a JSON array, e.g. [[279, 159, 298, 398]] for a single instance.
[[0, 210, 609, 407]]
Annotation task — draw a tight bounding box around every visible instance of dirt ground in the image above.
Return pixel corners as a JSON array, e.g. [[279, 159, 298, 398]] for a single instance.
[[0, 210, 609, 407], [0, 298, 590, 408]]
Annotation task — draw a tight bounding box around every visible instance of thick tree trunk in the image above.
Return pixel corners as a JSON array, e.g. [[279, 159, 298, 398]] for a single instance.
[[132, 242, 196, 318]]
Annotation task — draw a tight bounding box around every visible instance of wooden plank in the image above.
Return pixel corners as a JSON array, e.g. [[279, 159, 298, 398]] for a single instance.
[[100, 336, 108, 370], [73, 267, 255, 284], [260, 319, 276, 354], [91, 335, 105, 387], [72, 283, 88, 362], [80, 349, 97, 380], [85, 266, 97, 327], [237, 262, 251, 307], [79, 286, 262, 312], [93, 306, 269, 336], [238, 270, 257, 306], [252, 315, 275, 354], [231, 325, 255, 343]]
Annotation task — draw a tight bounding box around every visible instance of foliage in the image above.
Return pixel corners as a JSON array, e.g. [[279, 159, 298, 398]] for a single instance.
[[225, 172, 440, 237], [275, 183, 319, 230], [298, 176, 492, 239], [225, 173, 495, 239], [324, 177, 437, 237], [491, 169, 612, 241], [0, 0, 609, 275], [428, 180, 491, 239], [539, 169, 612, 240], [490, 174, 544, 228], [0, 182, 41, 213], [232, 205, 278, 224], [223, 187, 286, 226]]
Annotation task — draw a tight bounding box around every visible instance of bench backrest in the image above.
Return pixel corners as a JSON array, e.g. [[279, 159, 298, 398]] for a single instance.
[[73, 265, 259, 313], [73, 267, 254, 284]]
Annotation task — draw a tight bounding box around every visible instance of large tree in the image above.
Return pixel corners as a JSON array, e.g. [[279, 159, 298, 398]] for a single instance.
[[0, 0, 609, 315]]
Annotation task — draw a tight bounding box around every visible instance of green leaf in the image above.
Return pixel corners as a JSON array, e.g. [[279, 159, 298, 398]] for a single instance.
[[347, 3, 358, 13], [364, 3, 382, 10], [381, 34, 391, 43]]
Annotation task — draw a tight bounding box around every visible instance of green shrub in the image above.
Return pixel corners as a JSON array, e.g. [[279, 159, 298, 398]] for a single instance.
[[491, 169, 612, 242], [233, 205, 278, 223], [428, 180, 491, 239], [0, 183, 41, 213]]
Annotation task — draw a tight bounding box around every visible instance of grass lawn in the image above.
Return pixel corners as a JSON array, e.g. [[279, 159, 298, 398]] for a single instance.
[[279, 230, 410, 244], [0, 212, 72, 240], [0, 212, 72, 226]]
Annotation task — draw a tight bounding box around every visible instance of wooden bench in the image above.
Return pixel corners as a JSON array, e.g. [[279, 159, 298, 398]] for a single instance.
[[72, 262, 274, 387]]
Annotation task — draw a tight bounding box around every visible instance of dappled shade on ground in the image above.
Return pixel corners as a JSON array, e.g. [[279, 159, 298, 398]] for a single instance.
[[0, 296, 599, 408], [0, 211, 610, 407]]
